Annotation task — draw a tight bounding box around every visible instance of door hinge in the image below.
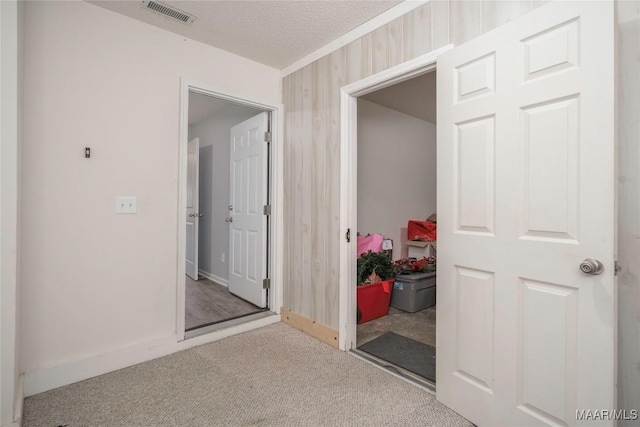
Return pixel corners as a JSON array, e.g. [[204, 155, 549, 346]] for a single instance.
[[263, 204, 271, 216], [615, 260, 622, 276], [263, 278, 271, 289], [264, 131, 272, 143], [346, 228, 351, 243]]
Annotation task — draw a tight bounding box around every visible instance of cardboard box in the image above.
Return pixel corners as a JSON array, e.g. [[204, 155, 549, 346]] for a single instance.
[[406, 240, 436, 258]]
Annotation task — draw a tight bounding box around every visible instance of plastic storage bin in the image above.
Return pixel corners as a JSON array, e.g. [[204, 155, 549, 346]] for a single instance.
[[391, 272, 436, 312]]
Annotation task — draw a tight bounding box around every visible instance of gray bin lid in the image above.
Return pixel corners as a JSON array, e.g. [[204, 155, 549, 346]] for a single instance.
[[395, 271, 436, 281]]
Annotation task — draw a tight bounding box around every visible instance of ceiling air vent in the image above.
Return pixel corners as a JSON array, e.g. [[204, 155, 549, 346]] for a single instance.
[[142, 1, 196, 24]]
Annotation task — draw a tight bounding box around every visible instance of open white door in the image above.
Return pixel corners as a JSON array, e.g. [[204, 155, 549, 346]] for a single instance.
[[185, 137, 200, 280], [228, 113, 269, 308], [437, 2, 615, 426]]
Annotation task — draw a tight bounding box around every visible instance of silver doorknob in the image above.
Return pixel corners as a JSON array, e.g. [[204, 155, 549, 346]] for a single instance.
[[225, 217, 233, 223], [197, 213, 203, 217], [580, 258, 604, 275]]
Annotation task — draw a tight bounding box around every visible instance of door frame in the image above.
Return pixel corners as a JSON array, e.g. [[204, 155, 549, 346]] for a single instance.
[[338, 45, 452, 351], [185, 137, 200, 281], [177, 78, 284, 341]]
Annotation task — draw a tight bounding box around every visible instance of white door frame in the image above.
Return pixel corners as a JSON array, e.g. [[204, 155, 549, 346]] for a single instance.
[[177, 78, 284, 341], [338, 45, 453, 351]]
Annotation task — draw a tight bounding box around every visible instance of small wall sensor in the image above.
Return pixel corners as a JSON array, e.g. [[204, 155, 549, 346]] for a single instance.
[[85, 147, 91, 158]]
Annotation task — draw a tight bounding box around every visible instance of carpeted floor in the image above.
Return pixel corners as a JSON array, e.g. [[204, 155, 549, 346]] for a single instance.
[[23, 323, 471, 427]]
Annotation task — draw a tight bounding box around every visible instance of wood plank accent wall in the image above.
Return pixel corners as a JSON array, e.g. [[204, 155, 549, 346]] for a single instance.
[[282, 0, 535, 329]]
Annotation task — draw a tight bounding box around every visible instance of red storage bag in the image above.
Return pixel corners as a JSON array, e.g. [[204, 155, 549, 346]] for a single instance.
[[407, 220, 437, 242]]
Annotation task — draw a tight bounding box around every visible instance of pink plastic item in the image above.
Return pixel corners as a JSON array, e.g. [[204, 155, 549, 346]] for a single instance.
[[357, 233, 384, 258]]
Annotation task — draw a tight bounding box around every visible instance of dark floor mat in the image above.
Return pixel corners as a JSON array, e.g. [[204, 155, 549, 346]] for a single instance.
[[358, 331, 435, 381]]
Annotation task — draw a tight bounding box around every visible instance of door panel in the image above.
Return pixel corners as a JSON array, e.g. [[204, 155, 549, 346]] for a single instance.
[[228, 113, 269, 308], [437, 2, 615, 426], [185, 138, 200, 280]]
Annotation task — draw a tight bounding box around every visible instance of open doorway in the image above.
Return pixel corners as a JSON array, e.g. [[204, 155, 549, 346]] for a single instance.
[[184, 90, 271, 333], [353, 70, 438, 386]]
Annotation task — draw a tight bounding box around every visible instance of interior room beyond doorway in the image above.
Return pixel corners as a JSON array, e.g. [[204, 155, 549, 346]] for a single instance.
[[355, 71, 437, 384], [185, 91, 269, 332]]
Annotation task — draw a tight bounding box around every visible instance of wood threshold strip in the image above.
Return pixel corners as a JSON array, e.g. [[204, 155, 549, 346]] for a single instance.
[[281, 308, 339, 349]]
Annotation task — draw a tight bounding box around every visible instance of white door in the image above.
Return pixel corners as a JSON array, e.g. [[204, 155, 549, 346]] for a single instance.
[[228, 113, 269, 307], [437, 2, 615, 426], [185, 137, 200, 280]]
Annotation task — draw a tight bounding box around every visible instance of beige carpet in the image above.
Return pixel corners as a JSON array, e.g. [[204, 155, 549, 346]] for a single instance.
[[23, 323, 472, 427]]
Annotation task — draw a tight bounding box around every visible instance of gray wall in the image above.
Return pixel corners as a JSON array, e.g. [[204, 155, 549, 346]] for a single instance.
[[357, 99, 436, 259], [616, 0, 640, 422], [198, 145, 214, 276], [189, 103, 260, 282]]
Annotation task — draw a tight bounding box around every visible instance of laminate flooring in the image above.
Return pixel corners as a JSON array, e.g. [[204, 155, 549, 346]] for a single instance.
[[356, 305, 436, 348], [185, 276, 265, 331]]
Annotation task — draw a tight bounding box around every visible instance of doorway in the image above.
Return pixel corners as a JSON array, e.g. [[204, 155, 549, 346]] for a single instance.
[[185, 92, 269, 331], [337, 47, 450, 387], [178, 80, 283, 340], [354, 71, 438, 386]]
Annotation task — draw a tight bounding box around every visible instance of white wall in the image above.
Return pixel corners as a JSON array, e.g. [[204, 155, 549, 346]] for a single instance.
[[20, 0, 280, 394], [357, 99, 436, 259], [1, 1, 22, 423], [617, 0, 640, 422], [188, 103, 260, 282]]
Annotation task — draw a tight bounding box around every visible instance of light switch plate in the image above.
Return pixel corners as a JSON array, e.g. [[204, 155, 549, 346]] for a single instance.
[[115, 196, 137, 214]]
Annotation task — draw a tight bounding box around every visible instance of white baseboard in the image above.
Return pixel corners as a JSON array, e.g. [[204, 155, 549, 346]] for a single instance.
[[198, 270, 228, 287], [1, 374, 24, 427], [13, 374, 23, 427], [23, 335, 179, 397], [23, 314, 280, 397]]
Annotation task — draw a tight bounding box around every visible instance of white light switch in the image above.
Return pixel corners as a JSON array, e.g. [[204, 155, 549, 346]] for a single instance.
[[115, 196, 137, 214]]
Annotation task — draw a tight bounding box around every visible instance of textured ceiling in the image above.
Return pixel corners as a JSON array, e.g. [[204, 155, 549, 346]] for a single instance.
[[89, 1, 402, 69], [362, 72, 437, 123]]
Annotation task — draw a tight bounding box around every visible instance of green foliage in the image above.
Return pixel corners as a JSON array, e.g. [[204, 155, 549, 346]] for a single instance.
[[357, 251, 395, 285]]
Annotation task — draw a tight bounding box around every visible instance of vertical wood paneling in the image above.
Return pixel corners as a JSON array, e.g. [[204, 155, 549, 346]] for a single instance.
[[432, 0, 449, 49], [282, 75, 293, 310], [301, 65, 313, 317], [360, 32, 373, 79], [449, 0, 482, 45], [482, 0, 532, 33], [311, 56, 328, 323], [389, 17, 404, 67], [403, 2, 431, 61], [372, 25, 390, 74], [325, 47, 346, 326], [345, 39, 362, 84], [291, 69, 304, 315], [281, 0, 562, 343]]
